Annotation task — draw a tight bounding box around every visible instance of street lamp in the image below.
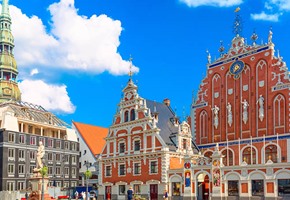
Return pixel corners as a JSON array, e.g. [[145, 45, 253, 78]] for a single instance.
[[84, 161, 92, 200]]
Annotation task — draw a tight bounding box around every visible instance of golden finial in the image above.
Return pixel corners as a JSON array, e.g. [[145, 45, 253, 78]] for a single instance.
[[234, 7, 240, 12], [128, 55, 133, 79]]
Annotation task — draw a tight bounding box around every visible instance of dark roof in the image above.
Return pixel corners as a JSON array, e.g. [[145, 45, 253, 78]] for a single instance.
[[146, 99, 179, 151]]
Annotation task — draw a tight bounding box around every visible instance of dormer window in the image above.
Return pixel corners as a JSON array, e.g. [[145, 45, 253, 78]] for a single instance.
[[130, 109, 135, 121], [124, 111, 129, 122], [119, 142, 125, 154]]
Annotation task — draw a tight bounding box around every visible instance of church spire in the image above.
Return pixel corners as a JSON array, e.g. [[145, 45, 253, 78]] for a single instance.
[[0, 0, 22, 102]]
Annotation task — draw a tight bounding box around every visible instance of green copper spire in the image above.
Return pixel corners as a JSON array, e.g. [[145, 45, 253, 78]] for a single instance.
[[0, 0, 21, 102]]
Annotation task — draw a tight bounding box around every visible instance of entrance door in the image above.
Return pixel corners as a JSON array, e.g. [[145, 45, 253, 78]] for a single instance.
[[105, 186, 111, 200], [150, 184, 158, 200], [197, 175, 209, 200]]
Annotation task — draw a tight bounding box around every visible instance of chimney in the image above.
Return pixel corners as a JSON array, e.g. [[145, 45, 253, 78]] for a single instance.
[[163, 98, 170, 107]]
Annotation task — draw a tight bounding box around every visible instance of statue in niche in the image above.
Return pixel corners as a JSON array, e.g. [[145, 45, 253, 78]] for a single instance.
[[241, 99, 249, 124], [227, 102, 233, 127], [256, 95, 264, 121], [211, 105, 219, 129]]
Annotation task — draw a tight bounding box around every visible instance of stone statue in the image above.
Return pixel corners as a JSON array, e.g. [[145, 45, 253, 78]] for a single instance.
[[227, 102, 233, 127], [241, 99, 249, 124], [268, 29, 273, 44], [256, 95, 264, 121], [36, 141, 45, 169], [212, 105, 219, 129]]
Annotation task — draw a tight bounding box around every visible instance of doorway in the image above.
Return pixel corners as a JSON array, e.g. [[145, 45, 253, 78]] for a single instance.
[[105, 186, 111, 200], [197, 174, 209, 200], [150, 184, 158, 200]]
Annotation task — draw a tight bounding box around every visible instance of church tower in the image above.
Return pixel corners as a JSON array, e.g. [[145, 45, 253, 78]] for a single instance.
[[0, 0, 21, 102]]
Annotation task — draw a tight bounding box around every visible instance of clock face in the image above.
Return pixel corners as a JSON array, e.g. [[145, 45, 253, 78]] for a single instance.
[[229, 60, 245, 79]]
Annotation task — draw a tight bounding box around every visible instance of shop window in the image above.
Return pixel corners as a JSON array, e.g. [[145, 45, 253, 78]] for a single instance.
[[228, 181, 239, 196], [242, 147, 256, 164], [252, 180, 264, 196], [172, 182, 181, 196], [278, 179, 290, 196]]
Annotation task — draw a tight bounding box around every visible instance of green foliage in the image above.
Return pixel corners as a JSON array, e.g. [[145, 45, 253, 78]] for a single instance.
[[84, 170, 92, 179], [39, 166, 48, 177]]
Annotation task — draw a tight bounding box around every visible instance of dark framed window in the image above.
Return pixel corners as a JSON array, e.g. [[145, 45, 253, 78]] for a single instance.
[[130, 109, 135, 121], [119, 164, 125, 176], [30, 136, 36, 145], [278, 179, 290, 196], [106, 165, 111, 176], [124, 111, 129, 122], [119, 185, 125, 195], [228, 181, 239, 196], [8, 132, 15, 143], [134, 162, 141, 175], [252, 180, 264, 196], [119, 142, 125, 153], [150, 161, 158, 174], [134, 140, 140, 151], [222, 149, 233, 166], [19, 135, 25, 144]]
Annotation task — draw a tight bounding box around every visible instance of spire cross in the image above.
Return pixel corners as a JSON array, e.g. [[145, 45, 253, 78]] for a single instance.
[[128, 55, 133, 79]]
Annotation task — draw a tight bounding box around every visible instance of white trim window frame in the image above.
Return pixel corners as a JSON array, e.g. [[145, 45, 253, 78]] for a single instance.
[[133, 161, 141, 176], [118, 163, 126, 176], [105, 164, 112, 177], [149, 160, 158, 174]]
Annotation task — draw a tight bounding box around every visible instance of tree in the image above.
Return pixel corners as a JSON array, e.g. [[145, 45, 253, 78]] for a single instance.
[[39, 166, 48, 200]]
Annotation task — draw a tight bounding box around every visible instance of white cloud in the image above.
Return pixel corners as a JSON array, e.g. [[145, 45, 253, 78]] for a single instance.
[[268, 0, 290, 11], [250, 12, 280, 22], [180, 0, 243, 7], [30, 68, 39, 76], [19, 80, 76, 114], [9, 0, 138, 76]]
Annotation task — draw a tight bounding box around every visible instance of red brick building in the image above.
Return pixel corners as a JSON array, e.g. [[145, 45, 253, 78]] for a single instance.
[[190, 23, 290, 200]]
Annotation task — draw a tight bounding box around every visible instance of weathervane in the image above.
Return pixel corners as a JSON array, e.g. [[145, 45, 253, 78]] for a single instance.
[[233, 7, 243, 36]]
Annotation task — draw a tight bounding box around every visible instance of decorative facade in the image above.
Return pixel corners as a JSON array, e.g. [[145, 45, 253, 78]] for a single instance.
[[189, 12, 290, 200], [98, 76, 198, 200]]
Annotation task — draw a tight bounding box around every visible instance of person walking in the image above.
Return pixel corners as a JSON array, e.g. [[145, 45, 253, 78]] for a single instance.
[[75, 191, 79, 200], [163, 189, 168, 200], [127, 186, 134, 200]]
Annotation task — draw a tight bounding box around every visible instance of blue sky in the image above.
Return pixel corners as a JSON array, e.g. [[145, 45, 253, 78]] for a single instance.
[[6, 0, 290, 127]]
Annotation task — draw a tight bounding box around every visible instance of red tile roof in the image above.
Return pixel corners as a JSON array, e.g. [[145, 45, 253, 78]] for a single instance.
[[73, 121, 108, 156]]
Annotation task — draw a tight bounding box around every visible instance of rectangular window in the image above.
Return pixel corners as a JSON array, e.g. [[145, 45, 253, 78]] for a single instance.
[[252, 180, 264, 196], [56, 154, 61, 162], [17, 181, 25, 191], [39, 137, 45, 145], [55, 140, 61, 149], [19, 135, 25, 144], [106, 165, 112, 177], [133, 184, 141, 194], [18, 164, 25, 174], [278, 179, 290, 196], [72, 143, 77, 151], [183, 139, 187, 149], [119, 164, 125, 176], [8, 164, 14, 174], [30, 136, 36, 145], [134, 140, 140, 151], [150, 161, 158, 174], [65, 167, 69, 175], [48, 139, 53, 148], [134, 162, 141, 175], [71, 182, 77, 187], [228, 181, 239, 196], [48, 153, 53, 161], [8, 132, 15, 143], [19, 150, 25, 159], [56, 167, 61, 175], [30, 165, 36, 174], [64, 155, 69, 163], [48, 167, 53, 175], [119, 143, 125, 153], [119, 185, 126, 195], [72, 155, 76, 164], [71, 168, 76, 176], [65, 142, 69, 150], [8, 148, 15, 159], [30, 151, 36, 160], [7, 182, 15, 191]]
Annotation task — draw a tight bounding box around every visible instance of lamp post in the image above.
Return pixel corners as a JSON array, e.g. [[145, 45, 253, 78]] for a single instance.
[[84, 161, 92, 200], [40, 166, 48, 200]]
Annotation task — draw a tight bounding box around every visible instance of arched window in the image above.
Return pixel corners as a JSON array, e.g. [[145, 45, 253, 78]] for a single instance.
[[242, 147, 256, 164], [265, 145, 277, 163], [204, 151, 213, 164], [124, 111, 129, 122], [130, 109, 135, 121], [222, 149, 233, 166]]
